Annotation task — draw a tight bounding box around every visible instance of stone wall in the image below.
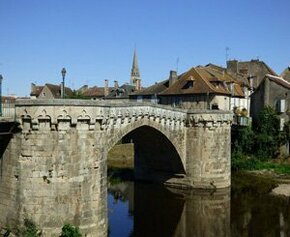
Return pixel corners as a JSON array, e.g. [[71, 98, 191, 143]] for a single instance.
[[0, 134, 21, 230], [1, 122, 108, 236], [185, 113, 231, 189]]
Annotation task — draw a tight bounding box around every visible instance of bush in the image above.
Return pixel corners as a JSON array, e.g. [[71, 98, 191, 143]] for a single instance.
[[231, 154, 259, 171], [22, 219, 41, 237], [232, 126, 254, 155], [232, 106, 287, 166], [252, 106, 281, 160], [60, 224, 82, 237]]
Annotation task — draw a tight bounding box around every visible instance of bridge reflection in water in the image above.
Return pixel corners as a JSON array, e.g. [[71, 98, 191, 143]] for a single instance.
[[108, 181, 230, 237]]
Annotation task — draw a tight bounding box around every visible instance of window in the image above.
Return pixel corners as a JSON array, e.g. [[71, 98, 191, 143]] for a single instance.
[[277, 99, 286, 113], [182, 80, 194, 89], [173, 97, 181, 107], [211, 103, 219, 110]]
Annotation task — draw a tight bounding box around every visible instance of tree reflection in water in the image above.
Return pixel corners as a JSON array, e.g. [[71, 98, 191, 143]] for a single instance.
[[109, 180, 290, 237], [108, 181, 230, 237]]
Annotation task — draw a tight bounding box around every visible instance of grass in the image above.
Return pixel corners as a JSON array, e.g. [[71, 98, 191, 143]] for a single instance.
[[107, 143, 134, 168], [232, 156, 290, 175]]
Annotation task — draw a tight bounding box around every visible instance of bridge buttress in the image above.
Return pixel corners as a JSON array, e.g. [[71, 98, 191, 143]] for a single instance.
[[184, 113, 232, 189]]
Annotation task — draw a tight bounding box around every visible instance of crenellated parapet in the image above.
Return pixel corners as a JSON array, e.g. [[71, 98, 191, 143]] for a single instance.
[[16, 99, 232, 132], [187, 112, 233, 129]]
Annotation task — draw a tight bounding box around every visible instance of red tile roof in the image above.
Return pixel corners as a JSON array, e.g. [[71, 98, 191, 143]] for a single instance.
[[45, 84, 73, 98], [81, 86, 114, 97], [132, 80, 169, 96], [160, 66, 245, 97], [30, 86, 44, 97]]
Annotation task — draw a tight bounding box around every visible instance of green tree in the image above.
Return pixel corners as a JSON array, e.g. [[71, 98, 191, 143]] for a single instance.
[[60, 224, 82, 237], [253, 106, 281, 160], [254, 106, 280, 135], [232, 126, 255, 155]]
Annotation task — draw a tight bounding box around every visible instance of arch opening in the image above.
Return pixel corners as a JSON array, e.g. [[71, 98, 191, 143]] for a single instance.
[[108, 125, 186, 184]]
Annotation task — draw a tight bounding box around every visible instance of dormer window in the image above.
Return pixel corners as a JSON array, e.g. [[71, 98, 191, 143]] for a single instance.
[[182, 80, 194, 89], [211, 81, 220, 88]]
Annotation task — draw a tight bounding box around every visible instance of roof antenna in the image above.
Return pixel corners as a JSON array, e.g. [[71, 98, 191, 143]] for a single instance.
[[225, 47, 230, 62]]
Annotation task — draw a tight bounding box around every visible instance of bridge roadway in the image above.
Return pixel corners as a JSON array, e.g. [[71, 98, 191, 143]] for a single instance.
[[0, 99, 232, 236]]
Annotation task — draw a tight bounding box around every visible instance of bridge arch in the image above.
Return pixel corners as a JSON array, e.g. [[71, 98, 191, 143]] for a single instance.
[[106, 119, 185, 162], [106, 120, 186, 181]]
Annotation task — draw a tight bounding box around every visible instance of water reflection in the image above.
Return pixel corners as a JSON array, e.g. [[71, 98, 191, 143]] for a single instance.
[[108, 182, 230, 237], [231, 190, 290, 237], [109, 180, 290, 237]]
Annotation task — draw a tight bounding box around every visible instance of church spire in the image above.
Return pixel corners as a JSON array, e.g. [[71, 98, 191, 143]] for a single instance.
[[130, 49, 141, 85]]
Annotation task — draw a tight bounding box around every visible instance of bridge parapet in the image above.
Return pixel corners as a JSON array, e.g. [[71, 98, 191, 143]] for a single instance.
[[15, 100, 187, 131], [15, 99, 232, 132]]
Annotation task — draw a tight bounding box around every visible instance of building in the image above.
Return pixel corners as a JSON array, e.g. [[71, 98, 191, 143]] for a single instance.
[[76, 82, 113, 100], [250, 74, 290, 124], [103, 49, 142, 102], [104, 82, 137, 102], [281, 66, 290, 82], [227, 59, 277, 89], [130, 49, 141, 86], [31, 83, 73, 99], [131, 64, 250, 112], [250, 74, 290, 155]]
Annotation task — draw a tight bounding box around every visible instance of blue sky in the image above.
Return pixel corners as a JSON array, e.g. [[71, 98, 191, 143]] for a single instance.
[[0, 0, 289, 96]]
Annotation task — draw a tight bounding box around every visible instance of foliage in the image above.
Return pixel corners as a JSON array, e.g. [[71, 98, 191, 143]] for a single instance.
[[231, 155, 259, 171], [232, 106, 288, 163], [231, 156, 290, 174], [59, 224, 82, 237], [22, 219, 41, 237], [232, 126, 254, 155], [252, 106, 281, 159], [254, 106, 280, 135], [2, 228, 11, 237], [232, 106, 290, 172]]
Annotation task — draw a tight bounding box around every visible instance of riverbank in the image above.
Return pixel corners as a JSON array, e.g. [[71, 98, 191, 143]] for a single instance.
[[108, 143, 290, 196], [107, 143, 134, 168], [233, 169, 290, 197]]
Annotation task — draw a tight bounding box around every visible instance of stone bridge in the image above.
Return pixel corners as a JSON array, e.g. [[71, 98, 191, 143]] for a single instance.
[[0, 99, 232, 236]]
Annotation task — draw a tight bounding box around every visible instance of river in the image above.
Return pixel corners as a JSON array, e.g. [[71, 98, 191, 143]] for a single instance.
[[108, 179, 290, 237]]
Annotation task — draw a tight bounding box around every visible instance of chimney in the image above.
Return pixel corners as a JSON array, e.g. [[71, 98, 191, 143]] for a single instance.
[[227, 60, 238, 75], [169, 70, 178, 87], [248, 75, 254, 90], [135, 79, 141, 91], [230, 82, 234, 95], [114, 80, 119, 89], [104, 79, 109, 96], [31, 83, 36, 94]]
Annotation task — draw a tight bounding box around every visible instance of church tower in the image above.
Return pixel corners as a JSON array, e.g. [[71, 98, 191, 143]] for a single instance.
[[130, 49, 141, 86]]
